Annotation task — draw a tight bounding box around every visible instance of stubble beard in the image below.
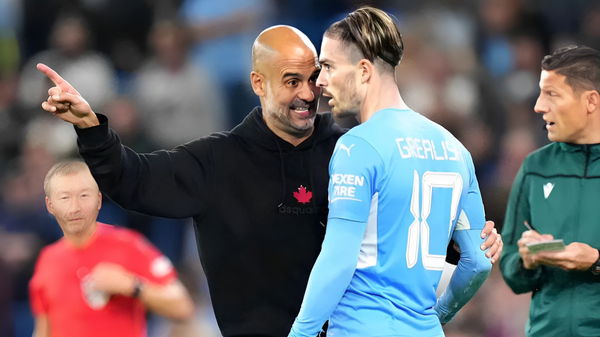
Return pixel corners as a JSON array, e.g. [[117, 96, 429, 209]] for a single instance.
[[267, 105, 315, 139]]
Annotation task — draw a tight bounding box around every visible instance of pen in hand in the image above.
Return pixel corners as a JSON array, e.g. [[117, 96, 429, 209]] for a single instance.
[[524, 221, 535, 231]]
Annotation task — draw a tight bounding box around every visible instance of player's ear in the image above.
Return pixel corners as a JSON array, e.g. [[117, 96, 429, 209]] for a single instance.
[[251, 71, 266, 97], [97, 192, 102, 210], [358, 59, 374, 84]]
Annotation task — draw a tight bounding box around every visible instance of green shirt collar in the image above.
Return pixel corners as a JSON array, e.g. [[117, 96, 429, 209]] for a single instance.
[[558, 142, 600, 154]]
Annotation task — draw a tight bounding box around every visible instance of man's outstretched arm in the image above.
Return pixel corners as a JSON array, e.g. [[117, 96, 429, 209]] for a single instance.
[[36, 63, 210, 218]]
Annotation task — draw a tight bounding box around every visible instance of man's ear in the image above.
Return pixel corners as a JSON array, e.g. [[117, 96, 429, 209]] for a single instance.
[[585, 89, 599, 114], [97, 192, 102, 211], [358, 59, 374, 84], [251, 71, 266, 97], [45, 196, 54, 216]]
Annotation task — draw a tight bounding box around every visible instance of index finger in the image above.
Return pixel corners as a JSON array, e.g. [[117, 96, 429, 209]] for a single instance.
[[36, 63, 72, 88], [37, 63, 81, 96]]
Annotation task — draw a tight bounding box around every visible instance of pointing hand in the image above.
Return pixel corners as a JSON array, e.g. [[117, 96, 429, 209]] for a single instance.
[[37, 63, 100, 128]]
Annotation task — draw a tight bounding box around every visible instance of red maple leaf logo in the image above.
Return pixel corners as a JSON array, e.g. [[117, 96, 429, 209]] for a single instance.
[[293, 185, 313, 204]]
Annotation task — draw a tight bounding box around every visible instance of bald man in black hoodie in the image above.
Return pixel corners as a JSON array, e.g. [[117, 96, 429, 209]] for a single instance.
[[37, 25, 501, 337]]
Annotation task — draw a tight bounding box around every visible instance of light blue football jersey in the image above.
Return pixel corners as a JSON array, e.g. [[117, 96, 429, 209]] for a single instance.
[[324, 108, 486, 336]]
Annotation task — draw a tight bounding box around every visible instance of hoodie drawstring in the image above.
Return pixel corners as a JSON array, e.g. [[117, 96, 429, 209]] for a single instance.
[[274, 139, 288, 210]]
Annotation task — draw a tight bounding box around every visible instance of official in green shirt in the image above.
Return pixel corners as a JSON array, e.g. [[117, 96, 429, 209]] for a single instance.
[[500, 45, 600, 337]]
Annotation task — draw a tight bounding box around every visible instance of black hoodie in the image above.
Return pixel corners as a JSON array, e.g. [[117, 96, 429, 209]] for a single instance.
[[75, 107, 346, 336]]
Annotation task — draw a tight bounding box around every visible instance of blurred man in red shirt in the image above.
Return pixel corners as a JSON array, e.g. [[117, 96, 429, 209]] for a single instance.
[[30, 160, 194, 337]]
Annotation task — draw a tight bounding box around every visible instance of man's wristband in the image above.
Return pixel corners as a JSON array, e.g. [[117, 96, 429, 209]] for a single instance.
[[131, 278, 144, 298], [589, 249, 600, 275]]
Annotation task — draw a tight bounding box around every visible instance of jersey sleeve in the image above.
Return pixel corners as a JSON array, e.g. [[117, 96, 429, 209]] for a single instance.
[[458, 153, 486, 231], [435, 228, 491, 323], [327, 135, 380, 222], [126, 230, 177, 285], [29, 251, 49, 315], [289, 217, 367, 337], [434, 153, 491, 323], [289, 135, 381, 337]]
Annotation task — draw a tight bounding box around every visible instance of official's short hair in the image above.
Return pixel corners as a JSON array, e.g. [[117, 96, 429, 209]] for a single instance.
[[44, 160, 91, 196], [541, 45, 600, 93], [325, 6, 404, 69]]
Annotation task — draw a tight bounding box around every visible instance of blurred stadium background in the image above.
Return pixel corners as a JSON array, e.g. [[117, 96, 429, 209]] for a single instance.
[[0, 0, 598, 336]]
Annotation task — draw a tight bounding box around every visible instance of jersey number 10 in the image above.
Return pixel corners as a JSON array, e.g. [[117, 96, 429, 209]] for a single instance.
[[406, 170, 462, 271]]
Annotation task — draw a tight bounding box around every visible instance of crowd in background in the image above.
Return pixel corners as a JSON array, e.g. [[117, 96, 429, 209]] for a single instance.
[[0, 0, 598, 336]]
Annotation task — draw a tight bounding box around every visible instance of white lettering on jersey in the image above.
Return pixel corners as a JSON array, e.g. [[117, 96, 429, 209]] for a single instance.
[[396, 138, 462, 161], [331, 174, 365, 186], [330, 173, 365, 202]]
